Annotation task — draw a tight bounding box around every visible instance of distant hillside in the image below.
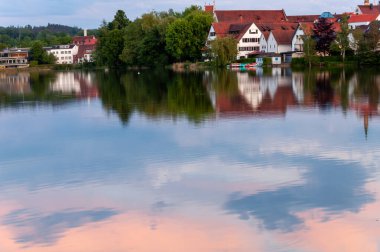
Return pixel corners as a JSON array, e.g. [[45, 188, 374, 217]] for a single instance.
[[0, 24, 98, 48]]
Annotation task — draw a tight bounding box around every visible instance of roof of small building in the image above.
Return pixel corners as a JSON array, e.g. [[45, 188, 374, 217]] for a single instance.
[[214, 10, 287, 23]]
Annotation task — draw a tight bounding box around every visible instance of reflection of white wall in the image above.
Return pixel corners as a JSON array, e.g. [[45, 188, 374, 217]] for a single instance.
[[260, 77, 278, 99], [292, 72, 304, 103], [237, 73, 262, 109], [49, 73, 80, 94], [0, 72, 31, 94]]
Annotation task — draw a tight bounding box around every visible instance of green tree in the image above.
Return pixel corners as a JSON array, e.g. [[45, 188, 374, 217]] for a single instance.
[[350, 27, 364, 54], [210, 36, 238, 67], [110, 10, 131, 30], [166, 19, 192, 61], [30, 41, 56, 64], [165, 7, 212, 62], [30, 41, 46, 64], [364, 20, 380, 51], [185, 10, 213, 60], [302, 35, 317, 68], [335, 14, 350, 61], [95, 10, 131, 67]]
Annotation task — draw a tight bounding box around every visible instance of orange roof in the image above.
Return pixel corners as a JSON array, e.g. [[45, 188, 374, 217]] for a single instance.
[[257, 22, 297, 40], [214, 10, 287, 23], [357, 4, 380, 15], [205, 5, 214, 14], [271, 29, 296, 45], [348, 14, 378, 23], [212, 22, 251, 40], [299, 22, 314, 36]]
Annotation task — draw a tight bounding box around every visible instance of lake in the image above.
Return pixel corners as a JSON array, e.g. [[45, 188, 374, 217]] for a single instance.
[[0, 68, 379, 252]]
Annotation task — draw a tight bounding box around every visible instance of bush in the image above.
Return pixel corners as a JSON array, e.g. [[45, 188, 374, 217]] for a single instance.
[[29, 61, 38, 67], [263, 57, 272, 66]]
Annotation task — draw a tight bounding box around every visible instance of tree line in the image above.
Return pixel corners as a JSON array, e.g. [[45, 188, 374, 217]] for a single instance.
[[0, 24, 93, 49], [302, 15, 380, 66], [94, 6, 213, 67]]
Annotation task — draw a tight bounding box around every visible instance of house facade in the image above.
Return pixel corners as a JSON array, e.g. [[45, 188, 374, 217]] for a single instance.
[[46, 44, 78, 64], [0, 48, 30, 68], [206, 8, 289, 59], [236, 23, 262, 58]]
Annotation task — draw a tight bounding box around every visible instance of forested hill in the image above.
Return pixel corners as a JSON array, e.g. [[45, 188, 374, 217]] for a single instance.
[[0, 24, 98, 48]]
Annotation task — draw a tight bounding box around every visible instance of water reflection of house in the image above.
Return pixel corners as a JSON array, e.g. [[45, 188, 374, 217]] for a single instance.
[[216, 71, 299, 117], [49, 72, 98, 98], [0, 72, 31, 94]]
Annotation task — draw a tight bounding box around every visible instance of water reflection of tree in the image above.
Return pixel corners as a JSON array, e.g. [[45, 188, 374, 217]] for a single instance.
[[97, 70, 214, 125]]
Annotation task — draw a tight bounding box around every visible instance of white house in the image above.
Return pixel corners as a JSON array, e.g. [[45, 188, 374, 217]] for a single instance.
[[46, 44, 78, 64], [292, 25, 305, 52], [236, 23, 262, 58], [259, 32, 270, 52], [266, 29, 294, 54], [348, 14, 379, 29]]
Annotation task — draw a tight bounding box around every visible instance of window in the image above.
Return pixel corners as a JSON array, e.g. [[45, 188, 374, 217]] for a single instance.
[[242, 38, 259, 43], [238, 47, 259, 51], [249, 29, 258, 34], [210, 32, 216, 36]]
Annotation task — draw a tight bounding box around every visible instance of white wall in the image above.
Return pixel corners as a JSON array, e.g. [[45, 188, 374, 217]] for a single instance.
[[48, 45, 78, 64], [259, 34, 268, 52], [267, 32, 278, 53], [292, 27, 304, 52], [237, 23, 262, 58]]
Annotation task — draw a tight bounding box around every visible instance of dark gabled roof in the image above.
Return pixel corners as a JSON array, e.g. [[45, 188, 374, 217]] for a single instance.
[[287, 15, 319, 23], [214, 10, 287, 23]]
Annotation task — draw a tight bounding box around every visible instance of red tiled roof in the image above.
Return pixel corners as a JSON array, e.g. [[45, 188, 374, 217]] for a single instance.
[[271, 29, 296, 45], [212, 22, 232, 37], [72, 36, 97, 46], [348, 14, 378, 23], [299, 22, 314, 36], [212, 22, 251, 40], [214, 10, 287, 23], [74, 44, 96, 63], [287, 15, 319, 23], [205, 5, 214, 14], [357, 5, 380, 15], [256, 22, 297, 41]]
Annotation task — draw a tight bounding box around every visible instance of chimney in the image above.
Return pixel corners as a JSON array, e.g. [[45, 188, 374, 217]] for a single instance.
[[84, 29, 88, 36], [240, 15, 243, 24]]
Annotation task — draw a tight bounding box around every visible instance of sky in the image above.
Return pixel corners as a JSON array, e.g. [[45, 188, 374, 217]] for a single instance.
[[0, 0, 366, 29]]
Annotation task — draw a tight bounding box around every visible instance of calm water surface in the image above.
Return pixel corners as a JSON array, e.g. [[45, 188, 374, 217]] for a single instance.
[[0, 68, 379, 252]]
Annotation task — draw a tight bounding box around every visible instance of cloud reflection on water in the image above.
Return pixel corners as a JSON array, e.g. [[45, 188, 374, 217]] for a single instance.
[[3, 208, 118, 246]]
